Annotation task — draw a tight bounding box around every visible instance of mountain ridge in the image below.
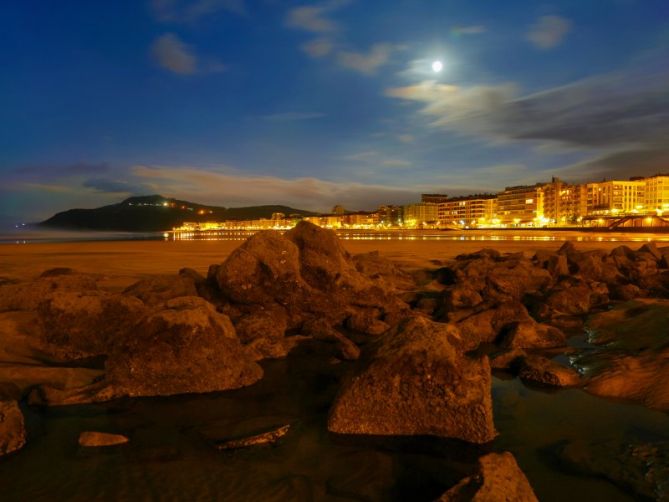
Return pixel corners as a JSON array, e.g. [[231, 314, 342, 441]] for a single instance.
[[39, 195, 317, 232]]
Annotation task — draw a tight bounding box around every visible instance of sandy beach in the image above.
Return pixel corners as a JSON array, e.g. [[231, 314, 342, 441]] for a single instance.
[[0, 232, 654, 282]]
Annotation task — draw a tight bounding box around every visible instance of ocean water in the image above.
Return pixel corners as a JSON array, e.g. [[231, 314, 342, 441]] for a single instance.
[[4, 227, 669, 245], [2, 350, 667, 501]]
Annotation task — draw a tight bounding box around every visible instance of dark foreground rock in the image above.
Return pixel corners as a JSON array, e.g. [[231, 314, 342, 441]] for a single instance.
[[439, 451, 538, 501], [328, 316, 496, 444], [558, 440, 669, 501], [78, 431, 129, 447], [0, 400, 26, 456], [216, 424, 290, 450], [105, 296, 262, 398]]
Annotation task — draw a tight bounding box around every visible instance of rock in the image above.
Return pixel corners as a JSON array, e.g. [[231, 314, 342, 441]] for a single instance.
[[0, 400, 25, 456], [541, 283, 592, 318], [455, 302, 532, 350], [215, 222, 408, 345], [498, 321, 567, 349], [609, 283, 642, 301], [345, 308, 390, 336], [123, 272, 199, 306], [490, 348, 527, 370], [352, 251, 415, 291], [438, 452, 538, 501], [216, 424, 290, 450], [37, 291, 146, 360], [586, 299, 669, 351], [546, 254, 570, 277], [558, 440, 669, 501], [638, 242, 662, 261], [0, 272, 99, 312], [443, 286, 483, 311], [78, 431, 129, 447], [518, 355, 580, 387], [105, 296, 263, 398], [584, 349, 669, 411], [328, 316, 496, 444], [485, 260, 552, 302], [302, 319, 361, 360], [233, 305, 288, 344], [456, 249, 501, 261], [557, 241, 577, 256], [216, 230, 303, 306]]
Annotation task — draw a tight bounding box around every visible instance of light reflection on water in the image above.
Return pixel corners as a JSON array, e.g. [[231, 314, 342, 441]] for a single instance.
[[4, 228, 669, 245]]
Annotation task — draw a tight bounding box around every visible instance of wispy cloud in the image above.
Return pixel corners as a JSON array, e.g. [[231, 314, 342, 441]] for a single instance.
[[150, 33, 225, 75], [261, 112, 326, 122], [284, 0, 349, 33], [527, 15, 571, 49], [336, 43, 396, 75], [385, 69, 669, 180], [301, 38, 334, 58], [451, 25, 486, 36], [344, 150, 412, 169], [150, 33, 197, 74], [150, 0, 246, 23], [131, 165, 419, 210]]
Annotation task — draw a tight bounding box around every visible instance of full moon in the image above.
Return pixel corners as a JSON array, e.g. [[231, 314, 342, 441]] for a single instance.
[[431, 60, 443, 73]]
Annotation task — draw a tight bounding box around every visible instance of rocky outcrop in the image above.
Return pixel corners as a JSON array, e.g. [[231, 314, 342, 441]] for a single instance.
[[78, 431, 129, 447], [0, 400, 25, 456], [105, 296, 262, 398], [438, 452, 538, 501], [328, 316, 496, 444], [123, 272, 200, 307], [214, 222, 408, 358]]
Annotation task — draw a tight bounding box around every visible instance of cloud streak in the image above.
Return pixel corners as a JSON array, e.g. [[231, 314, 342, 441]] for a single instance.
[[527, 15, 571, 49], [336, 43, 396, 74]]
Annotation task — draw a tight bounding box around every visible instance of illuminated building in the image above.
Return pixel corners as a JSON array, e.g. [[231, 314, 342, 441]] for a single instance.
[[586, 179, 645, 215], [402, 203, 439, 227], [542, 177, 587, 224], [438, 195, 497, 227], [644, 174, 669, 214], [497, 184, 545, 226]]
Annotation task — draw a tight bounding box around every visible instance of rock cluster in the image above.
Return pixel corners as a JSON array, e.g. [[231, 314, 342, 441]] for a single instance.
[[0, 400, 25, 457]]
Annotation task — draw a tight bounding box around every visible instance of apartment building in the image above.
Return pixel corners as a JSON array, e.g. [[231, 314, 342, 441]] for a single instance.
[[438, 195, 497, 227]]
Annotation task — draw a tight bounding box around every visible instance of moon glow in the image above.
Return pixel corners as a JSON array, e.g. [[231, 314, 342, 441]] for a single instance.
[[431, 60, 443, 73]]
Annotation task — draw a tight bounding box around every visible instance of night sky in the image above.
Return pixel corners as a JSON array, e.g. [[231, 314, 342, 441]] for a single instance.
[[2, 0, 668, 223]]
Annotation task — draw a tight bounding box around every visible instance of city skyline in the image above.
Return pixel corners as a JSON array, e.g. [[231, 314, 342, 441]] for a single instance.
[[2, 0, 669, 224]]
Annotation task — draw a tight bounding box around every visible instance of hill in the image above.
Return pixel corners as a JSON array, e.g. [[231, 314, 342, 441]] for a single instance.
[[40, 195, 316, 232]]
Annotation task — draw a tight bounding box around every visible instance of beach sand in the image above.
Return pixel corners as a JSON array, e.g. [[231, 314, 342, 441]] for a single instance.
[[0, 235, 645, 284]]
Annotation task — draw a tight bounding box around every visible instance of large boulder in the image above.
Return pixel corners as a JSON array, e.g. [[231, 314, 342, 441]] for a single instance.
[[498, 321, 567, 350], [123, 272, 199, 306], [328, 316, 496, 444], [454, 302, 532, 350], [0, 400, 25, 456], [438, 452, 538, 501], [0, 271, 99, 312], [216, 231, 304, 306], [215, 222, 408, 340], [36, 291, 146, 360], [105, 296, 262, 398]]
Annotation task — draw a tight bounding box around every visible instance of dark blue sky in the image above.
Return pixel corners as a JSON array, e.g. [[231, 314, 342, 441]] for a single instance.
[[2, 0, 669, 221]]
